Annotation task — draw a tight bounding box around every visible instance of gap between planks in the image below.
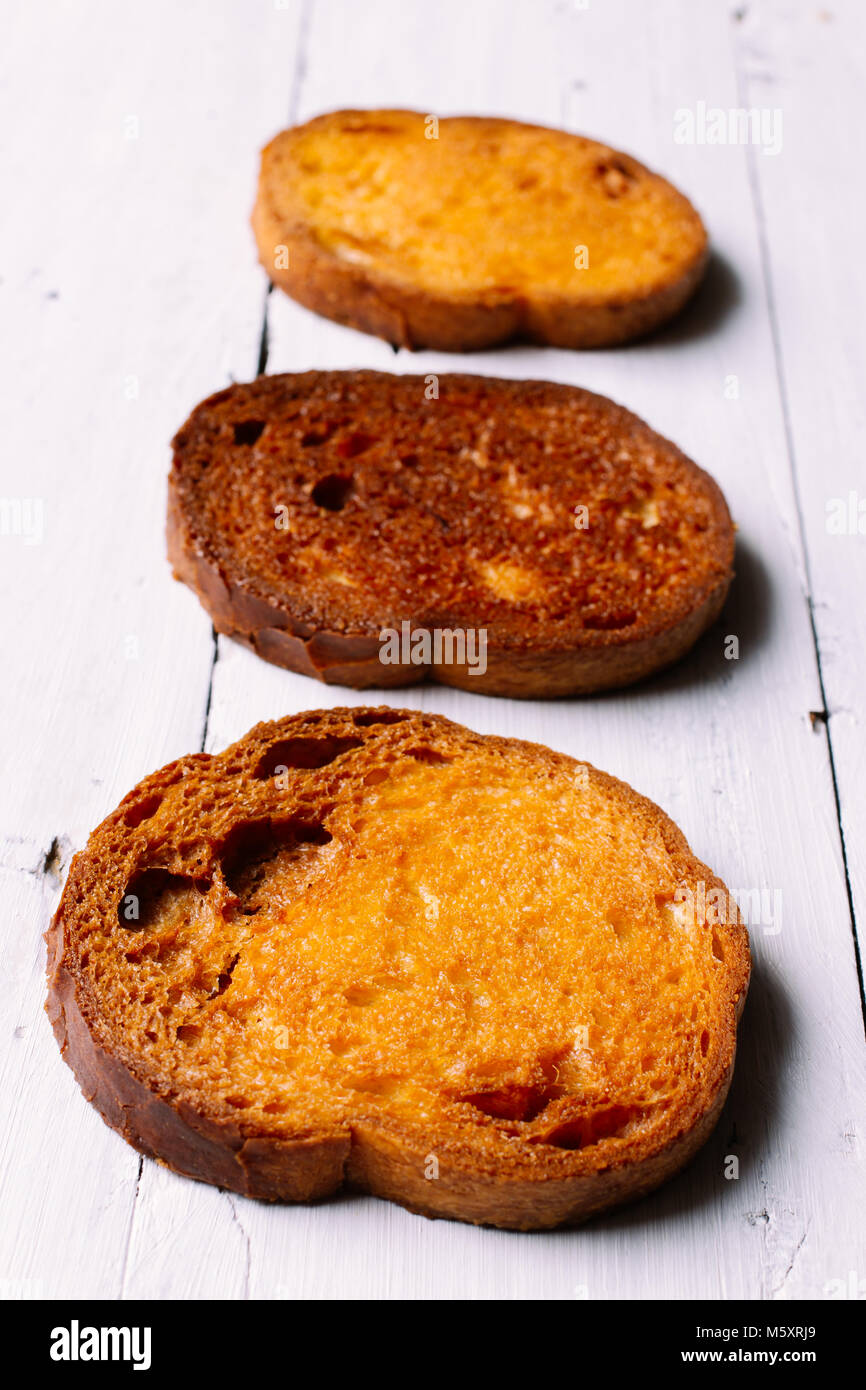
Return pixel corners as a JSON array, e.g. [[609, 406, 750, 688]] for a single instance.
[[196, 0, 315, 764], [117, 0, 318, 1294]]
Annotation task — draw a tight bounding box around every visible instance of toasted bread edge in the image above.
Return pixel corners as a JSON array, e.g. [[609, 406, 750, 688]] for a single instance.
[[252, 112, 709, 351], [46, 709, 750, 1230], [166, 460, 733, 699]]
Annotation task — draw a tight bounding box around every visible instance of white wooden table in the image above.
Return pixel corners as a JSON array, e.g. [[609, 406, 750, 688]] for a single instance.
[[2, 0, 864, 1301]]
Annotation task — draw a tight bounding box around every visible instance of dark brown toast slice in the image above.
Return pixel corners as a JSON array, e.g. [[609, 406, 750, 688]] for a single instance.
[[168, 371, 734, 697], [253, 110, 708, 350], [46, 708, 750, 1230]]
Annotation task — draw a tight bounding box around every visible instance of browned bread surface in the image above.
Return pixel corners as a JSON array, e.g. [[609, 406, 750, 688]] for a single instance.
[[253, 110, 708, 350], [168, 370, 734, 697], [47, 708, 750, 1230]]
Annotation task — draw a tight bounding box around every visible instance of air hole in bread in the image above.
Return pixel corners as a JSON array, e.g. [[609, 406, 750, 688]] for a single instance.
[[344, 984, 381, 1006], [405, 747, 451, 765], [583, 610, 637, 631], [176, 1024, 202, 1044], [311, 474, 354, 510], [253, 735, 363, 778], [399, 453, 419, 468], [534, 1104, 640, 1149], [220, 817, 333, 904], [344, 975, 411, 1009], [711, 931, 725, 961], [353, 710, 408, 727], [461, 1084, 559, 1123], [123, 793, 163, 829], [336, 431, 374, 459], [117, 868, 206, 931], [210, 953, 240, 999], [594, 160, 637, 198], [700, 1029, 710, 1056], [300, 428, 333, 447], [233, 420, 265, 446], [348, 1076, 402, 1096], [606, 906, 632, 940], [362, 767, 389, 787]]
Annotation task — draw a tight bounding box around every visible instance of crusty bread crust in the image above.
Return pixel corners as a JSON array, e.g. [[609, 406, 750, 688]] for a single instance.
[[47, 709, 750, 1230], [167, 371, 734, 698], [253, 111, 709, 350]]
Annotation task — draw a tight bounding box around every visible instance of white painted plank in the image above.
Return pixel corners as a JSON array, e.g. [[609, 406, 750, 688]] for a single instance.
[[733, 0, 866, 978], [0, 0, 305, 1300]]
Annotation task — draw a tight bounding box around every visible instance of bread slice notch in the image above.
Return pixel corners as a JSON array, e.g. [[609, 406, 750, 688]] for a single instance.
[[47, 708, 750, 1230], [253, 110, 708, 350], [168, 370, 734, 698]]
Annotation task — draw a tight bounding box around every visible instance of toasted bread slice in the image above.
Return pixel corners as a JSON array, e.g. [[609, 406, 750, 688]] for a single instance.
[[47, 709, 749, 1230], [168, 371, 734, 697], [253, 110, 708, 350]]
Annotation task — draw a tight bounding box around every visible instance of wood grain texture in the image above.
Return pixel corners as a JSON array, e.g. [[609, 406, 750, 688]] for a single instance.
[[734, 0, 866, 999], [1, 0, 864, 1300]]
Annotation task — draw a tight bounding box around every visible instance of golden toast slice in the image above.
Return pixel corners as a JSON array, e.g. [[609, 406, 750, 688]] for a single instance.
[[253, 110, 708, 349], [47, 709, 749, 1230], [168, 370, 734, 697]]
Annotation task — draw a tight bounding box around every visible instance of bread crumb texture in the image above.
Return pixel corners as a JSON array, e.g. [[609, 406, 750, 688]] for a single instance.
[[50, 710, 749, 1198], [170, 372, 733, 650], [262, 111, 706, 301]]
